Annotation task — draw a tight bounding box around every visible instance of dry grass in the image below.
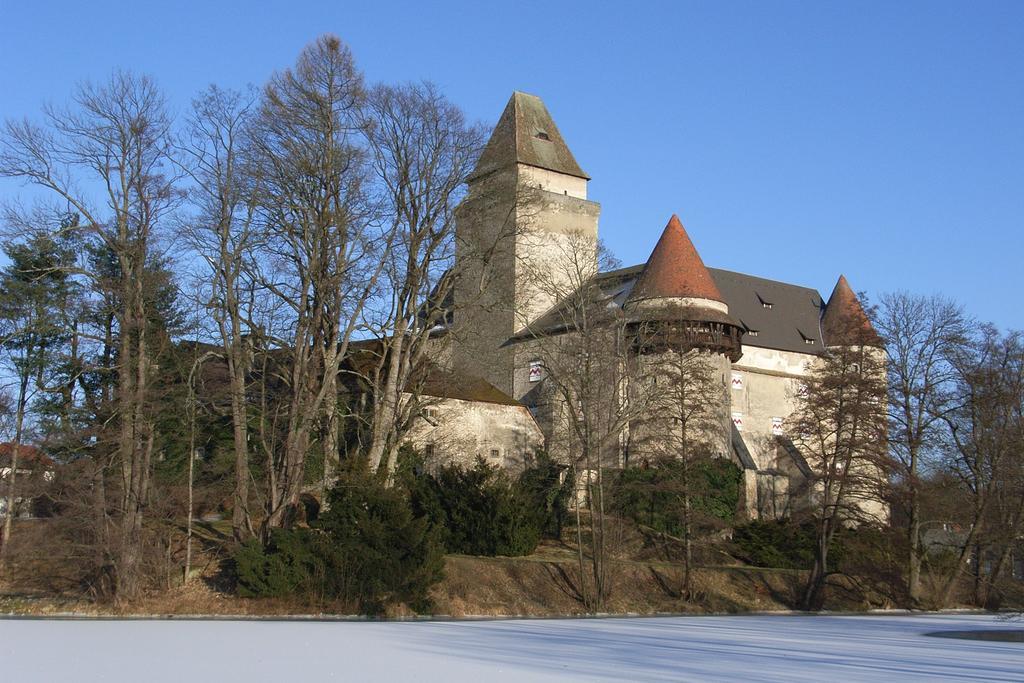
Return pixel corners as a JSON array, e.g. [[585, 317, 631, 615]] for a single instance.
[[0, 519, 953, 618]]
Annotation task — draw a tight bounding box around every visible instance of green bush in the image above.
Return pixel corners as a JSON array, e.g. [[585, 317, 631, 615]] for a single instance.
[[517, 452, 573, 540], [232, 466, 444, 613], [435, 457, 537, 556], [609, 456, 742, 537], [317, 466, 445, 612], [233, 528, 331, 599], [732, 519, 818, 570], [402, 452, 571, 557]]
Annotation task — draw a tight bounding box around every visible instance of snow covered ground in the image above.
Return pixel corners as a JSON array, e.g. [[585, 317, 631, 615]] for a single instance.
[[2, 613, 1022, 681]]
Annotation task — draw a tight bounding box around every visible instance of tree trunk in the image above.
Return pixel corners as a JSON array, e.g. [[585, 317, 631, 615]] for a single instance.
[[227, 339, 253, 540], [0, 376, 28, 565], [682, 488, 693, 600], [367, 331, 405, 476], [907, 490, 922, 603], [116, 275, 153, 601], [938, 493, 989, 607], [572, 464, 590, 610], [592, 464, 607, 612], [802, 520, 832, 610], [321, 370, 340, 492]]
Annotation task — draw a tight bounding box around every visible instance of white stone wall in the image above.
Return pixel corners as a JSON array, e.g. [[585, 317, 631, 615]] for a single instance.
[[513, 186, 600, 328], [518, 165, 588, 199], [403, 396, 544, 474], [729, 345, 815, 470]]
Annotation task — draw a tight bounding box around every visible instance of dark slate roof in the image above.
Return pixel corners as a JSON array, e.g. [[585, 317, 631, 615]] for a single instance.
[[708, 268, 826, 355], [343, 339, 524, 407], [468, 92, 589, 182], [509, 263, 826, 355]]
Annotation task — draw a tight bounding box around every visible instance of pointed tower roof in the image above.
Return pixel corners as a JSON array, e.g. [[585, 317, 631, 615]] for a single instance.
[[627, 215, 725, 304], [468, 92, 589, 182], [821, 275, 880, 345]]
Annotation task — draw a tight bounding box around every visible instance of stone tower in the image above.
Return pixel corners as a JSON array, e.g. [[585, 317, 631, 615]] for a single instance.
[[623, 215, 744, 459], [452, 92, 600, 397]]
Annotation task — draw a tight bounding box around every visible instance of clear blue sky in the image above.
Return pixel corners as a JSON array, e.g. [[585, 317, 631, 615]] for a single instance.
[[2, 1, 1022, 328]]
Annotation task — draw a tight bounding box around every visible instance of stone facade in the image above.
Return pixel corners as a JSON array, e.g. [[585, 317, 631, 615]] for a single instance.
[[403, 395, 544, 474]]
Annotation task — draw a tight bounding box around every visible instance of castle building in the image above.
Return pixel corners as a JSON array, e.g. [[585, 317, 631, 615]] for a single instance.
[[413, 92, 880, 519]]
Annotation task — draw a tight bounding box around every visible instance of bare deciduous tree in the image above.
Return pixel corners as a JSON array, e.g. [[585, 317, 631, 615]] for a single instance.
[[519, 233, 658, 611], [875, 291, 968, 603], [358, 82, 486, 479], [0, 71, 179, 598], [789, 318, 888, 610], [632, 342, 728, 599], [247, 35, 383, 530], [177, 84, 260, 540], [940, 327, 1024, 606]]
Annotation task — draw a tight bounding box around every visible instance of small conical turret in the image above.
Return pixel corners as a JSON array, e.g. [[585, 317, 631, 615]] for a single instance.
[[626, 215, 742, 361], [821, 275, 880, 346], [627, 214, 725, 306]]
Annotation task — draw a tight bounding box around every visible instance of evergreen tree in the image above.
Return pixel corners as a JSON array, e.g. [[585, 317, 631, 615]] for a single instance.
[[0, 230, 75, 562]]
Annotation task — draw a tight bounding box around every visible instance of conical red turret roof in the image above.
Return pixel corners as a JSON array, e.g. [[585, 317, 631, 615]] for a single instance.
[[627, 215, 724, 304], [821, 275, 880, 345]]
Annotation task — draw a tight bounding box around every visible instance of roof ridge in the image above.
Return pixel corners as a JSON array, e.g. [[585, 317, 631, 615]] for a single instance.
[[707, 267, 821, 294]]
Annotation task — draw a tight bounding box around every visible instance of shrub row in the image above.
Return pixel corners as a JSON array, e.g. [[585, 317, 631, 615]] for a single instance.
[[232, 451, 572, 613], [403, 452, 572, 557], [233, 465, 444, 614], [608, 456, 742, 538]]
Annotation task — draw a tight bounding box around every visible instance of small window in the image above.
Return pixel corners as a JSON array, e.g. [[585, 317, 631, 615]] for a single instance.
[[424, 443, 435, 459], [804, 338, 815, 345], [757, 294, 774, 309], [762, 302, 773, 309], [747, 329, 759, 337], [490, 449, 501, 460], [535, 130, 551, 141]]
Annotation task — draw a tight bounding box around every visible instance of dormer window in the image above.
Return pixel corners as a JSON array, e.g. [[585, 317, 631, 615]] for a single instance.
[[804, 338, 816, 345], [747, 329, 759, 337], [535, 130, 551, 141], [757, 294, 773, 309]]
